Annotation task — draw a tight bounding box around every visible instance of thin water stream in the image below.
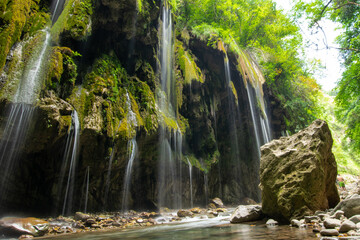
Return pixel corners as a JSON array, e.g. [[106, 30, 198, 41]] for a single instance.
[[121, 138, 137, 212], [58, 111, 80, 216]]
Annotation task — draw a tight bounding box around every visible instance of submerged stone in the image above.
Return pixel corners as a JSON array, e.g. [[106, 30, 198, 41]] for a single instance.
[[260, 119, 339, 222]]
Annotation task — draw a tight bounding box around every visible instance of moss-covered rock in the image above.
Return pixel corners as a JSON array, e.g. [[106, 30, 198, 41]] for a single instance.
[[51, 0, 93, 43], [0, 29, 50, 102], [45, 47, 79, 98], [260, 119, 340, 222], [175, 40, 204, 85], [0, 0, 49, 72]]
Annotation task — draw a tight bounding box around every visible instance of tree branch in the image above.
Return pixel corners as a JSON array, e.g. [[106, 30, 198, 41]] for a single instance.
[[312, 0, 333, 25], [333, 1, 360, 10], [333, 46, 360, 52]]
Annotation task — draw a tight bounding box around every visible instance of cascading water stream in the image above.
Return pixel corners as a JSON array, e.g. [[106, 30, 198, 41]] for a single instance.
[[80, 166, 90, 213], [58, 110, 80, 216], [15, 31, 51, 104], [186, 158, 193, 208], [121, 138, 137, 213], [223, 56, 241, 161], [51, 0, 65, 23], [0, 30, 51, 202], [246, 88, 262, 153], [157, 2, 183, 209], [245, 72, 272, 152], [105, 91, 138, 209]]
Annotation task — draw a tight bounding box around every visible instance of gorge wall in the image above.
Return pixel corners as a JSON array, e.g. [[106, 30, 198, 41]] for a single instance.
[[0, 0, 286, 216]]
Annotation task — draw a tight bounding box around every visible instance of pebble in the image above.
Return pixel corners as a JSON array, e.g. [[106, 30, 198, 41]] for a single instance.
[[320, 229, 339, 236], [331, 210, 344, 219], [339, 219, 356, 233], [291, 219, 301, 228], [323, 218, 341, 228], [305, 216, 319, 223], [18, 235, 34, 239], [266, 219, 278, 226]]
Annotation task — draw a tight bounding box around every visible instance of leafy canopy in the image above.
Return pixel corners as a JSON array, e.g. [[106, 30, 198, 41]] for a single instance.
[[176, 0, 322, 132]]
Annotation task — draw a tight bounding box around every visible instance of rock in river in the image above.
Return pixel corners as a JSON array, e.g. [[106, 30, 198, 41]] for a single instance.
[[0, 217, 49, 237], [230, 205, 263, 223], [260, 119, 339, 222]]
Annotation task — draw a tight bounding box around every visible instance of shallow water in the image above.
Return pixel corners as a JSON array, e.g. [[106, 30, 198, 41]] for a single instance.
[[37, 216, 318, 240]]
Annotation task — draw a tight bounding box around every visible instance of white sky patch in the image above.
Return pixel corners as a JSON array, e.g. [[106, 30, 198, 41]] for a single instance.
[[274, 0, 344, 92]]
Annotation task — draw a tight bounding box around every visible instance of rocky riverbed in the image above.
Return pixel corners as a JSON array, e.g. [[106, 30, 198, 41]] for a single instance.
[[1, 177, 359, 240]]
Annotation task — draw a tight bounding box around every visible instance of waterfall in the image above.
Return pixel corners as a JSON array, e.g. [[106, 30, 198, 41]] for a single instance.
[[157, 2, 183, 209], [121, 138, 137, 213], [204, 173, 209, 206], [223, 56, 241, 162], [0, 30, 51, 202], [186, 158, 193, 208], [104, 145, 115, 208], [105, 91, 138, 209], [51, 0, 65, 23], [125, 91, 138, 128], [246, 85, 272, 149], [80, 166, 90, 213], [14, 31, 51, 104], [58, 111, 80, 216], [243, 59, 272, 151]]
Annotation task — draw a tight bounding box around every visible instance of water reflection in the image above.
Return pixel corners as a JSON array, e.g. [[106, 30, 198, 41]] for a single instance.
[[39, 217, 318, 240]]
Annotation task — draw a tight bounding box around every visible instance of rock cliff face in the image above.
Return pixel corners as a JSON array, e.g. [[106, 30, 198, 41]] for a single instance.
[[260, 119, 340, 222], [0, 0, 285, 216]]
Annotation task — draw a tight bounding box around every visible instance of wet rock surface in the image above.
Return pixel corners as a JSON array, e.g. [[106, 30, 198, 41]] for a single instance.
[[331, 194, 360, 218], [0, 217, 49, 237], [260, 119, 339, 222], [230, 205, 263, 223]]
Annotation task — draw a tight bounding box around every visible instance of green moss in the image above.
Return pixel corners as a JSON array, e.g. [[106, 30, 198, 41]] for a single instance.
[[136, 0, 142, 12], [176, 40, 204, 85], [22, 2, 49, 37], [229, 81, 238, 104], [84, 55, 128, 101], [0, 0, 32, 72], [45, 47, 79, 97], [60, 115, 73, 133], [51, 0, 93, 43]]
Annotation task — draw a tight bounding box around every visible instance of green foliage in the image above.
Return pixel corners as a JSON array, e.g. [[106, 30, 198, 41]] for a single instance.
[[176, 0, 322, 132], [296, 0, 360, 156], [175, 40, 204, 84], [85, 55, 127, 101], [83, 55, 159, 137], [46, 47, 80, 95]]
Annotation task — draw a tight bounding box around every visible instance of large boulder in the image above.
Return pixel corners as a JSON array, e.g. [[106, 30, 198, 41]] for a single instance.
[[260, 119, 340, 222], [331, 195, 360, 218]]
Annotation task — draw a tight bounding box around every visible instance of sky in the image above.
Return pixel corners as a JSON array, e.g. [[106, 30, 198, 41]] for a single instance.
[[274, 0, 344, 92]]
